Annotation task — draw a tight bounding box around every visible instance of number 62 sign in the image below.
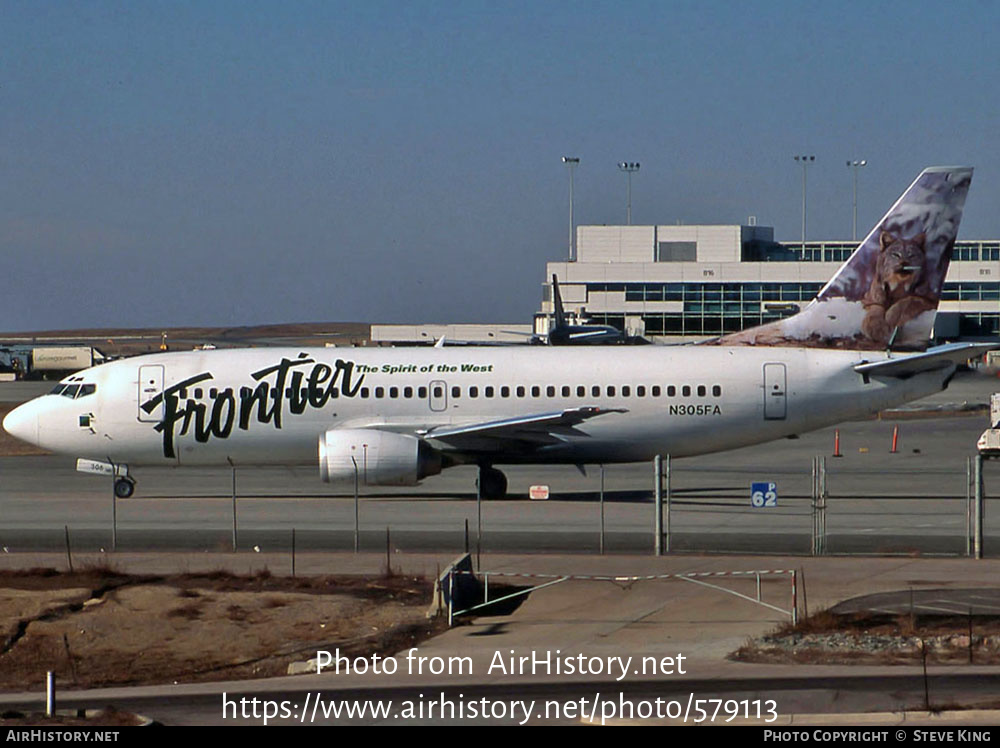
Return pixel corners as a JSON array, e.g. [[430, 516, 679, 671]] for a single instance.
[[751, 482, 777, 508]]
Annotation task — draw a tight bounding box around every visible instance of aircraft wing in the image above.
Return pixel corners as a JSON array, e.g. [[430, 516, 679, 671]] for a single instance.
[[854, 342, 1000, 379], [419, 406, 627, 451]]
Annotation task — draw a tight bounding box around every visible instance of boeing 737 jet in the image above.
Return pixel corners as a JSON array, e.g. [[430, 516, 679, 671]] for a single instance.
[[3, 167, 993, 499]]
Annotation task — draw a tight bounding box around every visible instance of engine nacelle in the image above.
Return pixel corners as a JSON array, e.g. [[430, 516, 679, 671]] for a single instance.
[[319, 428, 442, 486]]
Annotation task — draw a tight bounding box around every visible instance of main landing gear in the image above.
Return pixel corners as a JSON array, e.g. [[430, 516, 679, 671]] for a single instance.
[[477, 466, 508, 500], [114, 476, 136, 499]]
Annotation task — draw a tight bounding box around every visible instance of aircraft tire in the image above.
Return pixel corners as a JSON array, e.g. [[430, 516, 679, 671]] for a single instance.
[[477, 466, 508, 500], [114, 477, 135, 499]]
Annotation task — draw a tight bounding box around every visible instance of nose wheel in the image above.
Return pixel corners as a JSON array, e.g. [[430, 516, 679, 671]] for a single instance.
[[114, 477, 136, 499]]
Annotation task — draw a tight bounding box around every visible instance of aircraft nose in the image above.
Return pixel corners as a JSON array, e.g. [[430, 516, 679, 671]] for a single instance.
[[2, 401, 39, 446]]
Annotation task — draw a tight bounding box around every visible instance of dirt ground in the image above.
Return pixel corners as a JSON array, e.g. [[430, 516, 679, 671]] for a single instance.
[[734, 609, 1000, 665], [0, 566, 445, 692]]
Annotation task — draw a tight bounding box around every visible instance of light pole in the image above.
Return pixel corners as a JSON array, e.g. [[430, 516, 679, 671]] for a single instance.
[[793, 155, 815, 252], [618, 162, 640, 225], [847, 159, 867, 241], [562, 157, 579, 260]]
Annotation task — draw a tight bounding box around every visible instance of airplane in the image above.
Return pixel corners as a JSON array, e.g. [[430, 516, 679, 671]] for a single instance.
[[3, 166, 994, 501], [542, 274, 628, 345]]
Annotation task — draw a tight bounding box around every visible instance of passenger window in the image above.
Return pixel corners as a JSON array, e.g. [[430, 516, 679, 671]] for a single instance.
[[652, 386, 661, 397], [682, 385, 691, 397], [667, 386, 676, 397], [577, 386, 585, 397], [531, 386, 540, 397], [470, 386, 479, 398], [210, 388, 218, 398], [713, 385, 722, 397], [389, 387, 398, 398], [195, 388, 203, 399], [375, 387, 384, 398], [622, 386, 631, 397], [432, 386, 441, 398], [561, 386, 570, 397], [404, 387, 413, 398], [361, 387, 370, 398], [419, 387, 428, 398], [501, 386, 510, 398], [607, 386, 616, 396], [517, 386, 526, 397], [330, 388, 339, 399], [592, 385, 600, 397], [452, 386, 461, 398], [637, 386, 645, 397], [546, 386, 555, 397], [179, 388, 188, 399], [697, 385, 706, 397], [485, 386, 494, 398]]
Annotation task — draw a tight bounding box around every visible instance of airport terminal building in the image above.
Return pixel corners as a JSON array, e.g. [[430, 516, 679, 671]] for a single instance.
[[539, 224, 1000, 343]]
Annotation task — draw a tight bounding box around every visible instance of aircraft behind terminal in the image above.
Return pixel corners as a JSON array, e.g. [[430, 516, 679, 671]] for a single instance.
[[3, 166, 994, 499], [544, 275, 626, 345]]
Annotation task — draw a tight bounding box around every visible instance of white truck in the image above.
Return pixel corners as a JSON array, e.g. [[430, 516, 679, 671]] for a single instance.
[[30, 347, 104, 377], [977, 393, 1000, 454]]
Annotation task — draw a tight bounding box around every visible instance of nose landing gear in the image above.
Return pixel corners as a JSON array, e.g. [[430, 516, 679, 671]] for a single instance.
[[114, 476, 136, 499]]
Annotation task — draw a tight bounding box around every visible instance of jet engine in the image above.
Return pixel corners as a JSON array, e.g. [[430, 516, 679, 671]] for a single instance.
[[319, 428, 442, 486]]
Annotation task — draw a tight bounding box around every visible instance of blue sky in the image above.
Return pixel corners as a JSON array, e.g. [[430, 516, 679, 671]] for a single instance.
[[2, 0, 998, 331]]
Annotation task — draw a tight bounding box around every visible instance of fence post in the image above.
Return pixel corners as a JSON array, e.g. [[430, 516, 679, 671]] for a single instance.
[[664, 454, 671, 553], [975, 454, 984, 560], [654, 455, 663, 556]]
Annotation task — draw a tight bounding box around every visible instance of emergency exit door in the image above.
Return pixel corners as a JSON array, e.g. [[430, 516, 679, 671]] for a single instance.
[[763, 363, 787, 420]]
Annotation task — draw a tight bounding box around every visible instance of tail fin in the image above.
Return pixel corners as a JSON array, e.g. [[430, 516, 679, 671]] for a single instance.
[[718, 166, 973, 350], [551, 274, 568, 327]]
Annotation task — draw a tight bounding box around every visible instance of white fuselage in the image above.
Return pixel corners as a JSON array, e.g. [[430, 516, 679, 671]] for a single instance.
[[3, 345, 951, 472]]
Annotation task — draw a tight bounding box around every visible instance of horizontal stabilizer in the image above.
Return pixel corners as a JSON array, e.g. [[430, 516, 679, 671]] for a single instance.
[[854, 342, 1000, 378]]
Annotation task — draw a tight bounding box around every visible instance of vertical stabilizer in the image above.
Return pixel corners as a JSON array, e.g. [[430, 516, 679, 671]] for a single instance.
[[552, 274, 567, 328], [718, 166, 973, 350]]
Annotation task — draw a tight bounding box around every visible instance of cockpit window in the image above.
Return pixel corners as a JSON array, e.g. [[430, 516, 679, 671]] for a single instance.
[[61, 385, 80, 399], [49, 384, 67, 395], [78, 384, 97, 398]]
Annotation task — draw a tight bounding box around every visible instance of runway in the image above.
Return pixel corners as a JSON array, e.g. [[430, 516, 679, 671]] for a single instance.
[[2, 413, 998, 556]]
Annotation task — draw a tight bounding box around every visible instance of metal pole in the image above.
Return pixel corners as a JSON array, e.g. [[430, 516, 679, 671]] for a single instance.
[[352, 456, 359, 553], [231, 465, 238, 552], [811, 457, 816, 555], [448, 570, 454, 628], [291, 529, 296, 577], [975, 454, 984, 559], [563, 157, 579, 260], [654, 455, 663, 556], [847, 159, 866, 242], [664, 454, 671, 553], [110, 462, 117, 552], [820, 456, 827, 555], [618, 162, 639, 225], [967, 456, 973, 557], [477, 467, 483, 570], [794, 156, 814, 252], [792, 570, 798, 625], [64, 526, 73, 573], [46, 672, 55, 717], [599, 464, 606, 555]]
